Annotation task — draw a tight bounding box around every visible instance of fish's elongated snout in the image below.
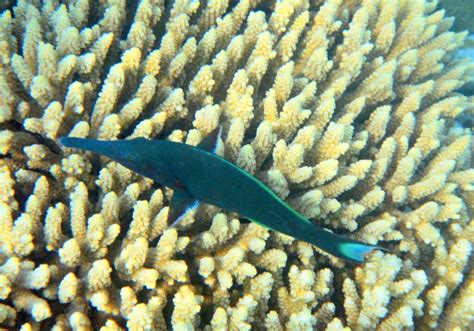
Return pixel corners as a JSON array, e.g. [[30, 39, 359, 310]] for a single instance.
[[59, 137, 148, 173], [59, 137, 81, 148], [60, 137, 113, 155]]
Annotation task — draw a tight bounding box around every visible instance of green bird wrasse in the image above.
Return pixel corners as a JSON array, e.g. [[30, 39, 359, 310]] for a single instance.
[[60, 128, 387, 263]]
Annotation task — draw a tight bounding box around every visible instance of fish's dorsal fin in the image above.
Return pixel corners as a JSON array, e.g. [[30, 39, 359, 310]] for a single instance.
[[168, 187, 200, 228], [196, 126, 222, 153]]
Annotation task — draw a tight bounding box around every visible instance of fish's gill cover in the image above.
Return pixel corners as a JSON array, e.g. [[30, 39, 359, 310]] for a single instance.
[[0, 0, 472, 329]]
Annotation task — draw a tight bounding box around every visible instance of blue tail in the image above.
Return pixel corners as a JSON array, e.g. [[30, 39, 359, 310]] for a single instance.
[[336, 241, 386, 263], [299, 221, 386, 263]]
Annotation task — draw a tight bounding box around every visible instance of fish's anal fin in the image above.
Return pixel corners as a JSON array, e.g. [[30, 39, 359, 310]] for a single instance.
[[196, 126, 222, 153], [168, 187, 200, 228]]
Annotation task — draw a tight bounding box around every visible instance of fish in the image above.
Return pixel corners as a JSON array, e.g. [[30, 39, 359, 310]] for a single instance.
[[59, 128, 386, 263]]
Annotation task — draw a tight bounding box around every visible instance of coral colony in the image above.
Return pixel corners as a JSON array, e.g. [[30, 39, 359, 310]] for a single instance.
[[0, 0, 472, 330]]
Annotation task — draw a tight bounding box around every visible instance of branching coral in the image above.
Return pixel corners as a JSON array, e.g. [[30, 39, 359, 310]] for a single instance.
[[0, 0, 472, 329]]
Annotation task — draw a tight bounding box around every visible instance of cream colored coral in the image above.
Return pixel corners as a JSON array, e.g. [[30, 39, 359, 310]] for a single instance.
[[171, 285, 203, 329], [0, 0, 472, 329]]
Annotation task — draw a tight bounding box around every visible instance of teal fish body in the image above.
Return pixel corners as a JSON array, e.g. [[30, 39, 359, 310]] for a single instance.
[[60, 132, 386, 263]]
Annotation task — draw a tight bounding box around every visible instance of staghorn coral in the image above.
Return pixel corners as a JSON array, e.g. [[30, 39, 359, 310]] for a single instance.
[[0, 0, 473, 329]]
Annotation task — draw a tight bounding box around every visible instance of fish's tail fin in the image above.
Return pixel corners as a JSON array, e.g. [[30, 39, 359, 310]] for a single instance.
[[301, 223, 387, 263]]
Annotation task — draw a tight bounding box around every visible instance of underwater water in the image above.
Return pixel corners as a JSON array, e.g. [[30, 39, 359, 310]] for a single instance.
[[448, 0, 474, 99], [0, 0, 472, 330], [439, 0, 474, 33]]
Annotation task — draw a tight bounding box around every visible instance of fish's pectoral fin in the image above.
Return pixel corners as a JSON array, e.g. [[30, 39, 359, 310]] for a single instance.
[[197, 126, 222, 153], [168, 188, 200, 228]]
